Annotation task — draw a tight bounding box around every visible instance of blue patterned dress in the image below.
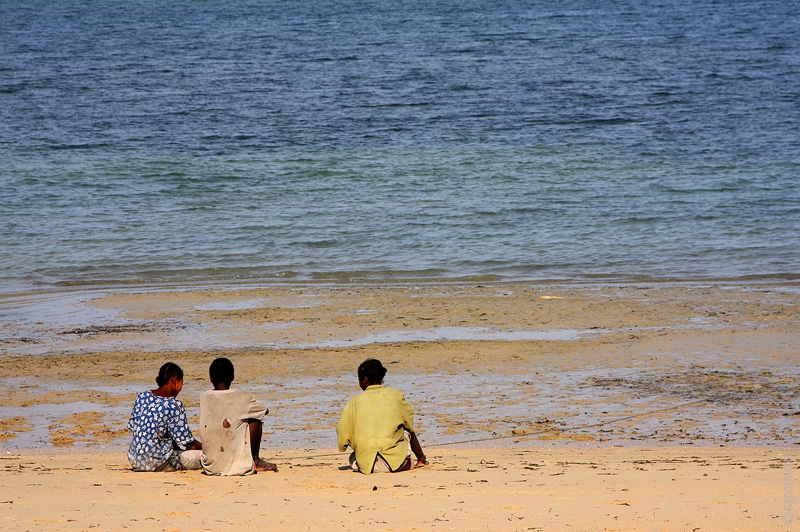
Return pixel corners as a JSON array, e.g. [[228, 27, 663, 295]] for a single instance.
[[127, 391, 196, 472]]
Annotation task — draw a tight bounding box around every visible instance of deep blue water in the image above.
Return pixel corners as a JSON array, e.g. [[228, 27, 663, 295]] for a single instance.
[[1, 0, 799, 292]]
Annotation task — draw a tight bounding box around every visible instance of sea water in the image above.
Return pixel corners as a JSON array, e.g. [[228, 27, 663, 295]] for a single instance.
[[1, 0, 799, 294]]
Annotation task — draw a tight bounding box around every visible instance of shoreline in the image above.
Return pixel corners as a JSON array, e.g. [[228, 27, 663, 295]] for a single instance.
[[3, 271, 799, 299]]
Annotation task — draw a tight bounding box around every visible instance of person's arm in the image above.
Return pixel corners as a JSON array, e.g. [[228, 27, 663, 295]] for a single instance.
[[336, 402, 354, 452], [408, 431, 427, 467], [168, 400, 200, 451], [398, 394, 426, 466], [243, 393, 268, 422], [127, 393, 140, 432]]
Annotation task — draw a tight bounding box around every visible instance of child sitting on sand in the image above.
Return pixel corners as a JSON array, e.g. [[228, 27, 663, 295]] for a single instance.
[[198, 357, 277, 475], [337, 358, 428, 474], [127, 362, 203, 472]]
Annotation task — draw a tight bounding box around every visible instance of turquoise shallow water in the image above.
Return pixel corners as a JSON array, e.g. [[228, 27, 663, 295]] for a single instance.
[[1, 1, 799, 293]]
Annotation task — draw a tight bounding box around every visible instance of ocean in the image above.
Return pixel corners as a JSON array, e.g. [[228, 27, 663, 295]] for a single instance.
[[1, 0, 799, 294]]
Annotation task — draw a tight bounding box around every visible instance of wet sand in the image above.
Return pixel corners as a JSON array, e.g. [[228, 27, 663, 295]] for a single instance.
[[0, 282, 798, 530]]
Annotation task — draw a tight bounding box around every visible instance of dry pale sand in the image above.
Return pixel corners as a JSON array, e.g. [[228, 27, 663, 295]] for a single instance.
[[0, 447, 795, 532], [0, 281, 799, 530]]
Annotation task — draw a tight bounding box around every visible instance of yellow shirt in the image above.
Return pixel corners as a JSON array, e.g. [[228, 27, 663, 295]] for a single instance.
[[336, 385, 414, 474]]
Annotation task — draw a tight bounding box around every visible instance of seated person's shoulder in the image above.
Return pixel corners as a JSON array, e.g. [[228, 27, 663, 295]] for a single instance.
[[384, 386, 406, 398]]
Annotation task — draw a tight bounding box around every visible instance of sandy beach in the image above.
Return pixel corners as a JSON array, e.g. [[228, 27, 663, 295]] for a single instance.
[[1, 447, 793, 531], [1, 282, 798, 530]]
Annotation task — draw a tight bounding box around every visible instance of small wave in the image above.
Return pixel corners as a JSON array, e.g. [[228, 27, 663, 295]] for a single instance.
[[49, 143, 111, 150]]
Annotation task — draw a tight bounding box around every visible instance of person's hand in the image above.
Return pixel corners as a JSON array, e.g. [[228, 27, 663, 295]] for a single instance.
[[415, 457, 429, 468]]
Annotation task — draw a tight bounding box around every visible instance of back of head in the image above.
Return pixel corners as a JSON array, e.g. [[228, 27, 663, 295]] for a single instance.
[[209, 357, 235, 386], [156, 362, 183, 387], [357, 358, 387, 385]]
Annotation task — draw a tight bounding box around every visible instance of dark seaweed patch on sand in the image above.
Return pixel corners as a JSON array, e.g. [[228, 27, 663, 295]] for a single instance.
[[59, 324, 159, 336], [583, 366, 797, 407]]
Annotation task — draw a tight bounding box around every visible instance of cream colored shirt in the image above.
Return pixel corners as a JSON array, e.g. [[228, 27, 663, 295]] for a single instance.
[[336, 385, 414, 474], [199, 389, 268, 476]]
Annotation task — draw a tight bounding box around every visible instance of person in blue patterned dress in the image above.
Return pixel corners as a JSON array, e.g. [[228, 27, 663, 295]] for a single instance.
[[127, 362, 203, 472]]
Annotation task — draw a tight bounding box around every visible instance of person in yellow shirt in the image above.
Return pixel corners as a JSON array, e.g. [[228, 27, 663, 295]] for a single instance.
[[337, 359, 428, 474]]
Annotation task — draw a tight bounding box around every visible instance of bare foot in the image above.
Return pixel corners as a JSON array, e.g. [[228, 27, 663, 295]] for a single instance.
[[255, 459, 278, 472]]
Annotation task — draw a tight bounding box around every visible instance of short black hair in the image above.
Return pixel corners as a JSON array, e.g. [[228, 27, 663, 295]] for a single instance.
[[358, 358, 387, 385], [209, 357, 235, 385], [156, 362, 183, 387]]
